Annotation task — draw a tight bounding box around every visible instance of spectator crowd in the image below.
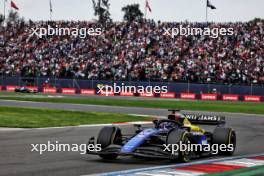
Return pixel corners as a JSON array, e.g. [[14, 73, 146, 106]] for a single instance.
[[0, 19, 263, 84]]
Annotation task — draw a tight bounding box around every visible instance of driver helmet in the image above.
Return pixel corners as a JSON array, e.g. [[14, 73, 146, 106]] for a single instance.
[[168, 113, 185, 123]]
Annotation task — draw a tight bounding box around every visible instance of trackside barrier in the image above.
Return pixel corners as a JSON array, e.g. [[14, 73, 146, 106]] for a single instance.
[[201, 94, 217, 100], [61, 88, 76, 94], [26, 86, 38, 91], [43, 87, 57, 94], [80, 89, 96, 95], [160, 92, 175, 98], [100, 91, 114, 96], [1, 85, 264, 102], [222, 94, 239, 101], [244, 95, 261, 102], [180, 93, 196, 100], [140, 92, 154, 97], [120, 92, 134, 96], [6, 85, 19, 92]]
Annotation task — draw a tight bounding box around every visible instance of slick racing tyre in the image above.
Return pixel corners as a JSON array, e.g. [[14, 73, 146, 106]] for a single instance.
[[166, 129, 190, 162], [97, 126, 122, 160], [213, 127, 236, 156]]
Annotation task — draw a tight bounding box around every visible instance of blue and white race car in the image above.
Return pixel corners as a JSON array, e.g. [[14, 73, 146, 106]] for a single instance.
[[87, 110, 236, 162]]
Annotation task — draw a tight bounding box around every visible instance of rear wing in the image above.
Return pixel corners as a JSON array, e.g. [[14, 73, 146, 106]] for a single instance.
[[168, 110, 226, 125], [184, 114, 226, 125]]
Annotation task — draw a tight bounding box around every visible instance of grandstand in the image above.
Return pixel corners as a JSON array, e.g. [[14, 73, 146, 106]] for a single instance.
[[0, 19, 263, 85]]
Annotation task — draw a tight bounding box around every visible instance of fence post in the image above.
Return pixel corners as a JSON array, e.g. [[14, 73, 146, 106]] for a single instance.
[[207, 83, 210, 93], [228, 84, 232, 94], [148, 78, 150, 86], [36, 77, 39, 87], [1, 75, 3, 86], [54, 77, 57, 88], [187, 80, 190, 93], [18, 76, 21, 86]]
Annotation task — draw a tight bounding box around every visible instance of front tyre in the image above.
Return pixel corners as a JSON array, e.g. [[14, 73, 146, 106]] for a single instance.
[[166, 129, 190, 162], [97, 126, 122, 160]]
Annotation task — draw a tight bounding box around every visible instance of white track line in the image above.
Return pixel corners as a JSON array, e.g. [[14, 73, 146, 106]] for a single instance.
[[0, 121, 153, 131], [1, 99, 264, 117]]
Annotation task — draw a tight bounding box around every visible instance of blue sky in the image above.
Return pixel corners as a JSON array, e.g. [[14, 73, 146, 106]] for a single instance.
[[1, 0, 264, 22]]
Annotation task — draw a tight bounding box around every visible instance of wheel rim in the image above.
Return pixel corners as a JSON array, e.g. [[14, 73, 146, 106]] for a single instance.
[[181, 133, 190, 161]]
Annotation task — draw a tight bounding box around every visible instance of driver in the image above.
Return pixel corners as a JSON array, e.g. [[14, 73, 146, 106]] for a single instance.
[[168, 111, 205, 133], [159, 112, 185, 129], [168, 113, 185, 124]]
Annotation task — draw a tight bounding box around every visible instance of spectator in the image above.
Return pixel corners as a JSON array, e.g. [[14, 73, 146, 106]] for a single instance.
[[0, 19, 263, 85]]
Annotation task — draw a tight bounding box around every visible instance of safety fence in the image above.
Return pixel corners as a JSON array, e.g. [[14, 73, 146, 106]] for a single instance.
[[0, 85, 263, 103], [0, 77, 264, 94]]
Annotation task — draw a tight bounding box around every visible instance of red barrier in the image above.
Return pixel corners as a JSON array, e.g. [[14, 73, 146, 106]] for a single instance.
[[100, 91, 114, 96], [2, 84, 264, 103], [244, 95, 261, 102], [140, 92, 154, 97], [6, 85, 19, 92], [26, 86, 38, 91], [201, 94, 217, 100], [43, 87, 57, 94], [222, 94, 239, 101], [80, 89, 96, 95], [160, 92, 175, 98], [61, 88, 76, 94], [180, 93, 196, 100], [120, 92, 134, 96]]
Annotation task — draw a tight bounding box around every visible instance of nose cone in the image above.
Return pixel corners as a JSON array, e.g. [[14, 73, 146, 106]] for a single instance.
[[120, 128, 158, 153]]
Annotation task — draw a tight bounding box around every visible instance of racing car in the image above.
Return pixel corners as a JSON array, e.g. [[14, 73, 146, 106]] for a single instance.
[[87, 110, 236, 162], [14, 86, 38, 93]]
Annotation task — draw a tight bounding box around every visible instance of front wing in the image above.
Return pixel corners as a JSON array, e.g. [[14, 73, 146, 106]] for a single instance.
[[87, 138, 178, 159]]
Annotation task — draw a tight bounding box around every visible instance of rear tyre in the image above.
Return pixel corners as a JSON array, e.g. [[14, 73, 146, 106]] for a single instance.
[[213, 127, 236, 156], [166, 129, 190, 162], [97, 126, 122, 160]]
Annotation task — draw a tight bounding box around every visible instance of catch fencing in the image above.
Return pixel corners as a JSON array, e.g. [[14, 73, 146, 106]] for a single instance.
[[0, 76, 263, 102]]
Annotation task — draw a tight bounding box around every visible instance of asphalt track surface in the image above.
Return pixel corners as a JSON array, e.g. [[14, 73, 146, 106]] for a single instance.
[[0, 100, 264, 176]]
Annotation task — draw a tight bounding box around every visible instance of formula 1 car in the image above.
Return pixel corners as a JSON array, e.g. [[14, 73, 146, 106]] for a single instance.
[[87, 110, 236, 162], [14, 86, 38, 93]]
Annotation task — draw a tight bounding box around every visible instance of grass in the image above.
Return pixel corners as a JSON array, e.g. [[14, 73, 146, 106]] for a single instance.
[[0, 106, 151, 128], [0, 92, 264, 115]]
